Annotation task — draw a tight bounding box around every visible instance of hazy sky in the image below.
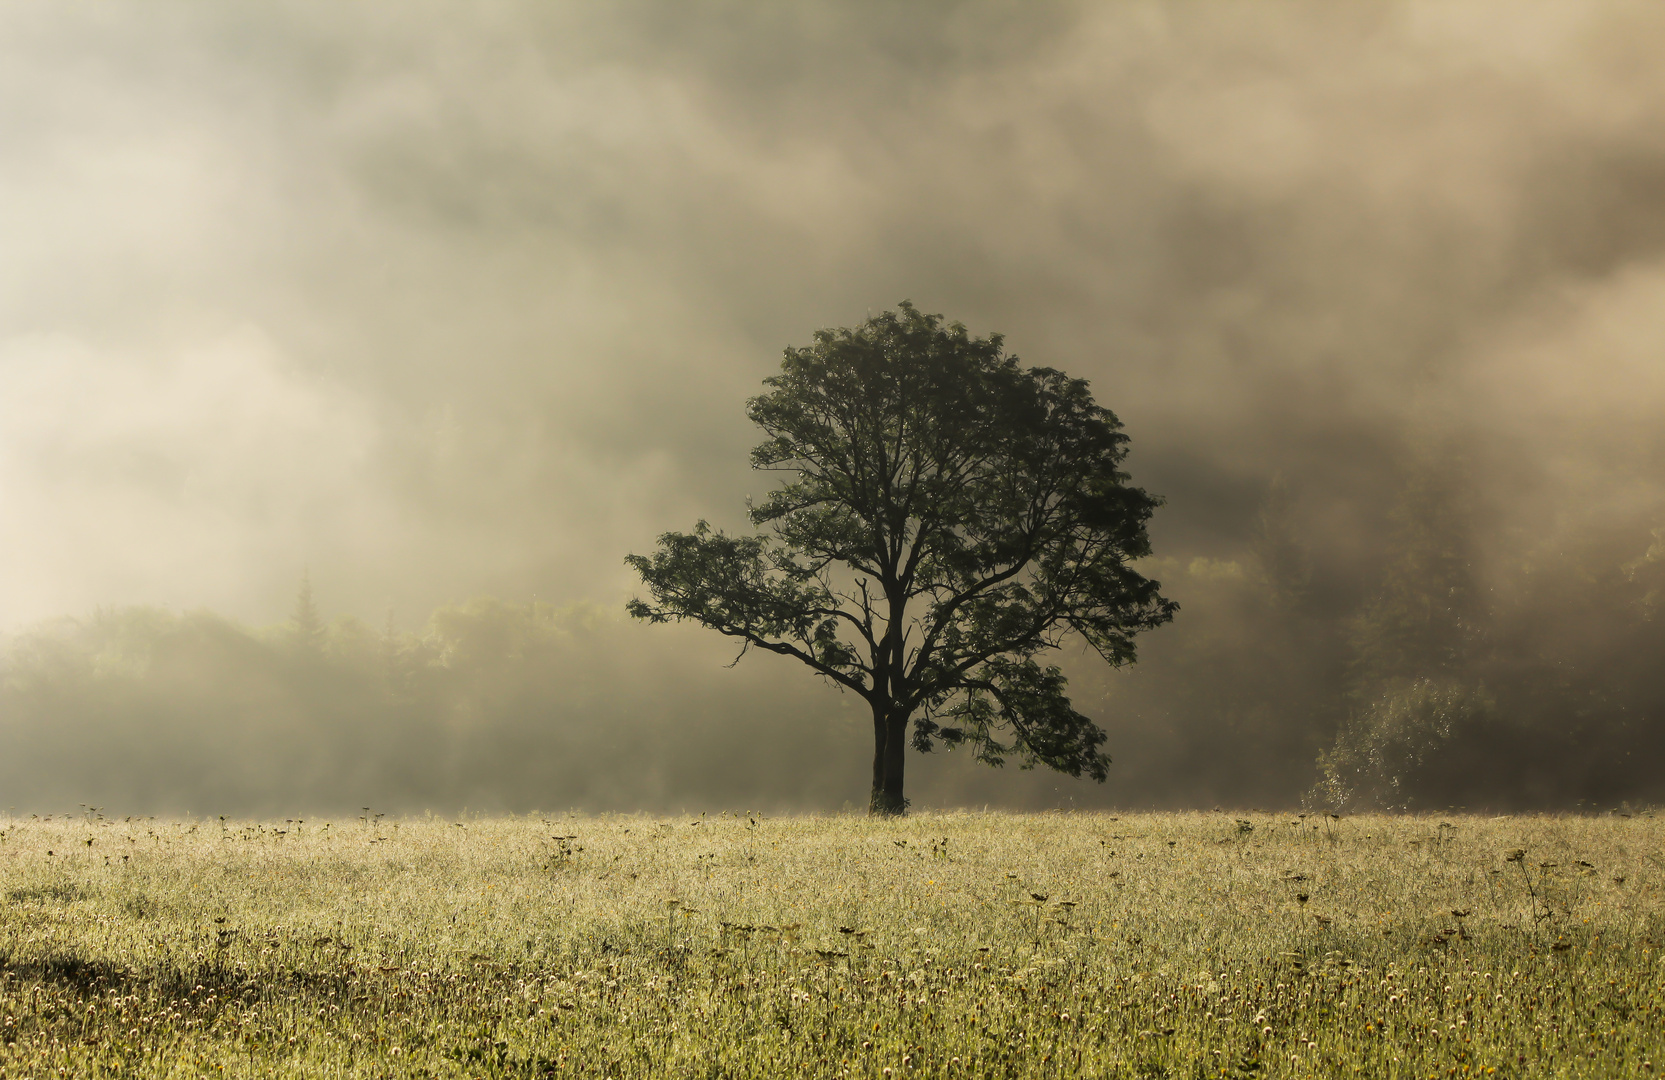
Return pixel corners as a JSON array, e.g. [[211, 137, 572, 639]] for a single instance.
[[5, 0, 1664, 632]]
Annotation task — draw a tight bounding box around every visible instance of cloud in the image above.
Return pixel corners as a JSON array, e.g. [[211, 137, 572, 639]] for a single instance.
[[3, 1, 1665, 810], [0, 327, 388, 625], [4, 1, 1662, 630]]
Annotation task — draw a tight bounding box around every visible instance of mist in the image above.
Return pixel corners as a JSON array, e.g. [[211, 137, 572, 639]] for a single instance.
[[4, 1, 1664, 814]]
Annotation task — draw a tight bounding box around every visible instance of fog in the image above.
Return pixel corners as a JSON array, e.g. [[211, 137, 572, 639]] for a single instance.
[[3, 2, 1663, 815]]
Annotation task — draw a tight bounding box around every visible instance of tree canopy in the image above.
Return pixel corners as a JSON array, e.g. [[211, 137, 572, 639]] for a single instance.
[[627, 303, 1176, 813]]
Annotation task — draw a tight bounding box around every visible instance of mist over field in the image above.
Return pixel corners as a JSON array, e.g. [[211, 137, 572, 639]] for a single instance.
[[3, 1, 1664, 815]]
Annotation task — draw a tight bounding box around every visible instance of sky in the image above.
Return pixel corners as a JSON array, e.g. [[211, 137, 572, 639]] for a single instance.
[[4, 0, 1662, 634], [3, 3, 1665, 815]]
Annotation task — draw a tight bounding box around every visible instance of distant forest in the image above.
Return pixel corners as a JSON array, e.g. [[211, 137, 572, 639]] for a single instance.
[[3, 458, 1662, 816]]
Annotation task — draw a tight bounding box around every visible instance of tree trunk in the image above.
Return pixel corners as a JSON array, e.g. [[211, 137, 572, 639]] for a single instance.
[[869, 704, 910, 816]]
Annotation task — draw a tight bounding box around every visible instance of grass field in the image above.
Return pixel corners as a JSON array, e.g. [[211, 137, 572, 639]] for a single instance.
[[0, 810, 1660, 1078]]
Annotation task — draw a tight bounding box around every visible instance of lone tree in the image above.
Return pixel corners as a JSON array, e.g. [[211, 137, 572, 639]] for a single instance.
[[627, 303, 1176, 814]]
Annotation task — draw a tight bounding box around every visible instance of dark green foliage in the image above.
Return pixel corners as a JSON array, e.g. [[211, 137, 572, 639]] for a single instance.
[[1315, 464, 1491, 809], [1345, 464, 1487, 691], [1313, 677, 1496, 812], [627, 303, 1175, 813], [1311, 457, 1665, 811]]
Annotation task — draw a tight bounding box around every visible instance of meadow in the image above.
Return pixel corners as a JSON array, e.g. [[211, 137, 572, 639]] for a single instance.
[[0, 810, 1660, 1079]]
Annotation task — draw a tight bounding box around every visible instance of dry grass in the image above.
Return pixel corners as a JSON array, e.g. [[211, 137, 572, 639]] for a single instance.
[[0, 809, 1661, 1078]]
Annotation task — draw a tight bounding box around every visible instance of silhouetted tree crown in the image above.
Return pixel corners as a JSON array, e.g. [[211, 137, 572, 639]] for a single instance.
[[627, 303, 1176, 814]]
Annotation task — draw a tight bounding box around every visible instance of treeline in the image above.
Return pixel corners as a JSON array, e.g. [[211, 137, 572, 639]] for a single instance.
[[3, 466, 1663, 815], [1078, 463, 1665, 812], [0, 599, 870, 817], [1314, 467, 1665, 811]]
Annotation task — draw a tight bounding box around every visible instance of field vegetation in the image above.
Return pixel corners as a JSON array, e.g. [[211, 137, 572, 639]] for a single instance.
[[1, 810, 1660, 1078]]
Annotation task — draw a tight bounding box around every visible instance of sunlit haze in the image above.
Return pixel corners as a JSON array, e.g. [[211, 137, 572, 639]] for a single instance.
[[4, 2, 1663, 814]]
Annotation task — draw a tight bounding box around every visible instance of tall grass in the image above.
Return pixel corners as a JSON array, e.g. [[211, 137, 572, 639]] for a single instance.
[[1, 810, 1660, 1077]]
